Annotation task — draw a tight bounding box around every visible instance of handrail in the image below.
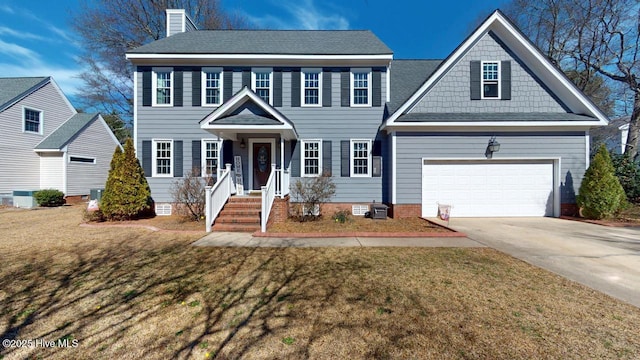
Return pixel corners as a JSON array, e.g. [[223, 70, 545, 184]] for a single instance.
[[261, 164, 277, 233], [205, 163, 232, 232]]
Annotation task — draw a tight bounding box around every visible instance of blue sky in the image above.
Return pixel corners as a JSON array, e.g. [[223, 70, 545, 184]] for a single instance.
[[0, 0, 509, 102]]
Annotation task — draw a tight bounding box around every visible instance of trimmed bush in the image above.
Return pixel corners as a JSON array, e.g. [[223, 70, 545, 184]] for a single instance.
[[34, 189, 66, 207], [100, 138, 154, 220], [577, 145, 627, 219]]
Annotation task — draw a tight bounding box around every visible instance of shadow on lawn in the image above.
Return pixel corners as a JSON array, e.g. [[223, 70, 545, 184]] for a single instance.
[[0, 232, 412, 359]]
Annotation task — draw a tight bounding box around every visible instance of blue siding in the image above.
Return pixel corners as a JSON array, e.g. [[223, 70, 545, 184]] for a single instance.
[[394, 131, 586, 205]]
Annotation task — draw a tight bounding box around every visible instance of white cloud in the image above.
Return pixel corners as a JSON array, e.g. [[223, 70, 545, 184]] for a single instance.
[[0, 62, 84, 98], [0, 38, 39, 59], [0, 4, 14, 14], [0, 26, 47, 41], [243, 0, 350, 30]]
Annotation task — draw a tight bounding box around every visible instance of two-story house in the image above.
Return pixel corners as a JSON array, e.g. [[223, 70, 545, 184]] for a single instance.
[[126, 9, 607, 231], [0, 76, 121, 206]]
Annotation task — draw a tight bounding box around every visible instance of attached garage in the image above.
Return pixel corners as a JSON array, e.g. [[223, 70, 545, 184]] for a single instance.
[[421, 159, 559, 218]]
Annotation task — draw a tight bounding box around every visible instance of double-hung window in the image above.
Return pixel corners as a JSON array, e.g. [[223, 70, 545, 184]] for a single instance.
[[302, 69, 322, 106], [351, 69, 371, 106], [252, 69, 272, 105], [153, 68, 173, 106], [301, 140, 322, 177], [202, 140, 220, 177], [23, 107, 42, 134], [350, 139, 371, 177], [202, 68, 223, 106], [481, 61, 500, 99], [153, 139, 173, 177]]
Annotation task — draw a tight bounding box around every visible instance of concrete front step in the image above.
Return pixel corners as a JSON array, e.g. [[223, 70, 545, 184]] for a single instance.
[[212, 223, 261, 232]]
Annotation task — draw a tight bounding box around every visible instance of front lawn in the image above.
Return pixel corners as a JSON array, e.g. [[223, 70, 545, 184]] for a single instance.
[[1, 206, 639, 359]]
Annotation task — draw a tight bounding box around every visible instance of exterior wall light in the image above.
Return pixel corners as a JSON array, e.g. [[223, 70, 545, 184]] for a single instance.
[[488, 136, 500, 153]]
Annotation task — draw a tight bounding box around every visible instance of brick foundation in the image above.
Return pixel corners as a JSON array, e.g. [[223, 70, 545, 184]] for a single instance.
[[268, 195, 290, 225], [561, 203, 579, 217], [388, 204, 421, 218], [64, 195, 89, 205]]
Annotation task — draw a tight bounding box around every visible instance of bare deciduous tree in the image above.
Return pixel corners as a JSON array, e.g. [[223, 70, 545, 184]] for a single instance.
[[505, 0, 640, 159], [70, 0, 246, 126]]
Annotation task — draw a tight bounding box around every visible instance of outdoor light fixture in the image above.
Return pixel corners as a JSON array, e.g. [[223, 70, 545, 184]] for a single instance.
[[488, 136, 500, 153], [240, 138, 246, 149]]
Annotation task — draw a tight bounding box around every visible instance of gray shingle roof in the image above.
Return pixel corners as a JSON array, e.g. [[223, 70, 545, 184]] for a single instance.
[[0, 77, 49, 112], [212, 114, 282, 126], [396, 112, 598, 122], [35, 113, 99, 150], [387, 60, 442, 114], [128, 30, 392, 55]]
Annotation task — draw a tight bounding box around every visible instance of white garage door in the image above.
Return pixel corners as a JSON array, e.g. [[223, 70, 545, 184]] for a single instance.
[[422, 160, 554, 217]]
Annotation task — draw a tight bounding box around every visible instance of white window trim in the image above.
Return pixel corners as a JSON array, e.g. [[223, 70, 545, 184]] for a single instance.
[[350, 68, 372, 107], [301, 68, 322, 107], [481, 60, 501, 100], [201, 67, 223, 107], [352, 204, 369, 216], [68, 155, 96, 164], [152, 139, 173, 177], [201, 139, 222, 177], [152, 67, 174, 107], [301, 139, 323, 177], [350, 139, 372, 177], [22, 106, 43, 135], [155, 203, 172, 216], [251, 67, 273, 105]]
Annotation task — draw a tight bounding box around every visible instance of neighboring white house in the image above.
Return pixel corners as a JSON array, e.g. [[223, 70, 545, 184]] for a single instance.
[[0, 76, 121, 204], [619, 123, 630, 154]]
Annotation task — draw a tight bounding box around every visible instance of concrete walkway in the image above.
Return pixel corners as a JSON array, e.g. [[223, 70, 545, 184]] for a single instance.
[[449, 218, 640, 308], [192, 231, 484, 248]]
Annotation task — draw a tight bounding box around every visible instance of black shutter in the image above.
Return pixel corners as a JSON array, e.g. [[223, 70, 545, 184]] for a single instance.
[[322, 70, 332, 107], [290, 140, 301, 177], [142, 68, 151, 106], [142, 140, 152, 176], [223, 70, 233, 101], [341, 140, 350, 177], [322, 140, 332, 176], [341, 70, 350, 107], [174, 70, 183, 106], [501, 60, 511, 100], [372, 140, 382, 177], [470, 61, 481, 100], [192, 140, 201, 173], [242, 70, 251, 88], [291, 70, 301, 107], [174, 140, 183, 177], [192, 69, 201, 106], [273, 70, 283, 107], [222, 140, 233, 167], [372, 70, 382, 107]]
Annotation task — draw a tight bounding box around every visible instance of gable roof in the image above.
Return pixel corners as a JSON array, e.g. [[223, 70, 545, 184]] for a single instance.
[[127, 30, 392, 56], [35, 113, 100, 150], [0, 77, 50, 112], [201, 87, 298, 140], [383, 9, 609, 129], [388, 60, 442, 114]]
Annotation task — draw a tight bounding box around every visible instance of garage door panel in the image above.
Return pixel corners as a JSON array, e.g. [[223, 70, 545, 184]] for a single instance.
[[422, 161, 554, 217]]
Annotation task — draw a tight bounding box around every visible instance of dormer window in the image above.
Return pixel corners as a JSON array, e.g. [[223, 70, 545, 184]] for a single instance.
[[481, 61, 500, 99], [252, 68, 272, 105]]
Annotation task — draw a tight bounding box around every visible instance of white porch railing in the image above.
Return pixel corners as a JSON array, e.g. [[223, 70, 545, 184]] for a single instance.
[[261, 164, 278, 233], [274, 167, 290, 199], [205, 163, 232, 233]]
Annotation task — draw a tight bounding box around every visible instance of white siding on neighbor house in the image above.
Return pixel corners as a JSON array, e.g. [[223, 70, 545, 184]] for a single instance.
[[0, 82, 75, 194], [39, 152, 64, 191], [410, 32, 567, 113], [66, 118, 120, 196]]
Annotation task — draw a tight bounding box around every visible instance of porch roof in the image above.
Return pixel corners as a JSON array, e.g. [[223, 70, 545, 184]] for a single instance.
[[200, 87, 298, 140]]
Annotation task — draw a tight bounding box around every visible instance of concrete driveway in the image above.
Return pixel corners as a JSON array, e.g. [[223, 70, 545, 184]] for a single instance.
[[449, 218, 640, 308]]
